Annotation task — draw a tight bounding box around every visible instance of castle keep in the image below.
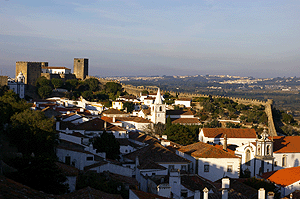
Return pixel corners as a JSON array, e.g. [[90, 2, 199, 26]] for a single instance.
[[15, 61, 48, 85], [73, 58, 88, 80]]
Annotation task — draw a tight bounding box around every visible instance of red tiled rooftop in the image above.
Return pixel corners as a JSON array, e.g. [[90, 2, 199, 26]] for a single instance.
[[178, 142, 240, 159], [272, 136, 300, 153], [202, 128, 257, 138], [260, 166, 300, 187], [130, 189, 169, 199], [171, 118, 200, 124], [166, 110, 194, 116], [102, 108, 128, 115]]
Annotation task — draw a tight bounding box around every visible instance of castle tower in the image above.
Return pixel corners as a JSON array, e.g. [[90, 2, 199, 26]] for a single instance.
[[150, 88, 166, 124], [15, 61, 48, 85], [73, 58, 88, 80]]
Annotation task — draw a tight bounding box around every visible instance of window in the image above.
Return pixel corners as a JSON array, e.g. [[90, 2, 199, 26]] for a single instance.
[[227, 165, 233, 172], [181, 190, 188, 197], [275, 161, 277, 167], [168, 165, 175, 171], [86, 156, 93, 161], [204, 165, 209, 172], [267, 145, 270, 155], [159, 106, 162, 111], [65, 156, 71, 165], [246, 149, 251, 166], [181, 165, 187, 171], [257, 146, 261, 155], [282, 155, 287, 167]]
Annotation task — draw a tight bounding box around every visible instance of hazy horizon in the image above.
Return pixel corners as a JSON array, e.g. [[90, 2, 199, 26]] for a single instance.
[[1, 0, 300, 79]]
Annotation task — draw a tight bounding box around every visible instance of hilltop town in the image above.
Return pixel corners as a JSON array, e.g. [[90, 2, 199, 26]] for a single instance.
[[1, 59, 300, 199]]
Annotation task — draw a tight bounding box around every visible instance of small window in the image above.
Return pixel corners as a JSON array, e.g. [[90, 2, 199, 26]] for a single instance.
[[227, 165, 233, 172], [246, 149, 251, 166], [204, 165, 209, 172], [275, 161, 277, 167], [168, 165, 175, 171], [181, 190, 188, 197], [152, 173, 155, 176], [282, 155, 287, 167], [86, 156, 93, 161], [267, 145, 270, 155]]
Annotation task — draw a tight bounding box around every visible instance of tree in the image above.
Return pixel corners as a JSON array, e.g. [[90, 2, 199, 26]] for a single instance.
[[38, 85, 52, 99], [51, 78, 63, 90], [141, 90, 149, 95], [9, 109, 58, 158], [82, 90, 94, 101], [65, 79, 78, 92], [164, 124, 198, 145], [122, 101, 134, 113], [85, 78, 100, 91], [166, 116, 172, 129], [35, 76, 50, 87], [104, 82, 123, 95], [93, 131, 120, 160], [6, 156, 68, 195]]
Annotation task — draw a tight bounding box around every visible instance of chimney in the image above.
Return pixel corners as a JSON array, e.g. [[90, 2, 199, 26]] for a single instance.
[[194, 190, 200, 199], [113, 117, 116, 123], [203, 188, 209, 199], [104, 121, 107, 130], [267, 192, 274, 199], [290, 193, 293, 199], [223, 134, 227, 151], [56, 121, 60, 131], [258, 188, 265, 199], [222, 178, 229, 199]]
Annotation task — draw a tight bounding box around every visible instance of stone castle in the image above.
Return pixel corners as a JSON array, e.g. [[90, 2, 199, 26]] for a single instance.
[[15, 58, 89, 86]]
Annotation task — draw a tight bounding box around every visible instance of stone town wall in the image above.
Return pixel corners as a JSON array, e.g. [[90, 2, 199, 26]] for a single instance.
[[0, 76, 8, 86], [121, 83, 277, 136]]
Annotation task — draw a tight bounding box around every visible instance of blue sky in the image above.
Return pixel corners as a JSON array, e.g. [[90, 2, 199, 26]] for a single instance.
[[1, 0, 300, 78]]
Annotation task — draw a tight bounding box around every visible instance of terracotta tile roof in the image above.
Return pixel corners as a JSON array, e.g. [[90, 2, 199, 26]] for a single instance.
[[100, 116, 121, 123], [215, 178, 258, 199], [124, 142, 191, 164], [272, 136, 300, 153], [144, 97, 155, 100], [202, 128, 257, 138], [129, 132, 159, 145], [260, 166, 300, 187], [130, 189, 169, 199], [138, 160, 167, 170], [0, 175, 55, 199], [102, 108, 128, 115], [59, 186, 123, 199], [107, 172, 138, 187], [61, 118, 126, 132], [84, 161, 109, 171], [55, 162, 79, 176], [178, 142, 240, 159], [166, 110, 194, 116], [171, 118, 200, 124], [181, 174, 216, 192], [42, 66, 71, 70], [213, 144, 235, 154], [116, 116, 152, 123], [142, 109, 151, 115]]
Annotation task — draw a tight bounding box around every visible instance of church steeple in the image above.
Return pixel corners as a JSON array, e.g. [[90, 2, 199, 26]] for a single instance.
[[154, 88, 162, 105]]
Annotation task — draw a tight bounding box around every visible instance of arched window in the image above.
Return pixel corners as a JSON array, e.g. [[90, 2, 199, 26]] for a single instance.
[[282, 155, 287, 167], [257, 146, 261, 156], [246, 149, 251, 166], [266, 145, 270, 155]]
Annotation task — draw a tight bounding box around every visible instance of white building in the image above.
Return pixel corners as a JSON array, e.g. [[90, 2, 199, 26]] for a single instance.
[[7, 72, 25, 98], [42, 66, 71, 74], [177, 141, 241, 182]]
